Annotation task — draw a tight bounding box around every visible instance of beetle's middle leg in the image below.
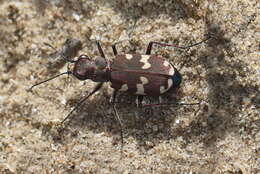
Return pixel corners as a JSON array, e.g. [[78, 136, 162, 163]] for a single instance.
[[145, 37, 211, 55], [110, 89, 124, 148], [111, 40, 131, 56], [111, 20, 137, 56], [112, 43, 118, 56]]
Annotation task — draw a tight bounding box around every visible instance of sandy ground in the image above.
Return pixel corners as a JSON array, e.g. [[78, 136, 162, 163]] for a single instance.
[[0, 0, 259, 173]]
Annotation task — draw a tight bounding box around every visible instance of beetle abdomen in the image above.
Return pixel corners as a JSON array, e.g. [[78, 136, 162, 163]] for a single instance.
[[110, 53, 181, 96], [110, 71, 173, 96]]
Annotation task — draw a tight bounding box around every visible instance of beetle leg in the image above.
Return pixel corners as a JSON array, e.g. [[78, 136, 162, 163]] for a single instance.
[[111, 19, 138, 56], [95, 41, 106, 58], [109, 89, 118, 103], [158, 96, 163, 104], [135, 95, 143, 108], [143, 101, 200, 107], [146, 37, 211, 55], [111, 39, 130, 56], [112, 44, 118, 56], [95, 41, 111, 70], [110, 90, 124, 148], [61, 82, 103, 124]]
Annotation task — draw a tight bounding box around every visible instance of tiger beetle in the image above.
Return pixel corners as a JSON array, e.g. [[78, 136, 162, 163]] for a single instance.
[[30, 37, 211, 146]]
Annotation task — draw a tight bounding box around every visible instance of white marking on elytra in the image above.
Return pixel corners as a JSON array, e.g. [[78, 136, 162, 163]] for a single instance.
[[140, 55, 151, 69], [119, 84, 128, 91], [163, 60, 175, 75], [125, 54, 133, 60], [163, 60, 170, 67], [136, 76, 149, 95], [169, 66, 175, 75], [160, 78, 173, 94]]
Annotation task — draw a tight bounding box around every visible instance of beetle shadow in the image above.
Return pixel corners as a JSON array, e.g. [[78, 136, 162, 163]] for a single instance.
[[44, 24, 259, 155], [50, 91, 180, 150], [170, 21, 259, 155], [100, 0, 204, 22], [34, 1, 259, 155], [32, 0, 204, 25]]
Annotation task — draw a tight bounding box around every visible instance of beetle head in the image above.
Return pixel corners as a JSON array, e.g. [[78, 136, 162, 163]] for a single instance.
[[72, 55, 96, 80], [72, 55, 108, 81]]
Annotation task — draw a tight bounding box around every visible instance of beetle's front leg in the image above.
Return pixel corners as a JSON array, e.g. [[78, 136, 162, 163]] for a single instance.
[[61, 82, 103, 124], [95, 41, 111, 70]]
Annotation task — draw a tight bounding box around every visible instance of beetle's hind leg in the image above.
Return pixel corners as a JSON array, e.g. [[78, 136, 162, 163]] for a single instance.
[[135, 96, 162, 107], [135, 95, 144, 108], [158, 96, 163, 104]]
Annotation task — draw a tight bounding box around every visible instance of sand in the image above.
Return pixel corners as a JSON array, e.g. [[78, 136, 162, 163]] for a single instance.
[[0, 0, 259, 173]]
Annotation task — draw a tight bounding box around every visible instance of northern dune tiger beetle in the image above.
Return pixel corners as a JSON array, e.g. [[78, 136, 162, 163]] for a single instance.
[[30, 37, 211, 146]]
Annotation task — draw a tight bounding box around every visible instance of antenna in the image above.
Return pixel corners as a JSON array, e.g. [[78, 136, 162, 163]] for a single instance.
[[29, 71, 72, 91], [143, 101, 200, 107]]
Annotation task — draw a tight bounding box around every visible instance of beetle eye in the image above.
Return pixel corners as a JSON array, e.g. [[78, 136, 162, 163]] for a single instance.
[[78, 54, 90, 60]]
